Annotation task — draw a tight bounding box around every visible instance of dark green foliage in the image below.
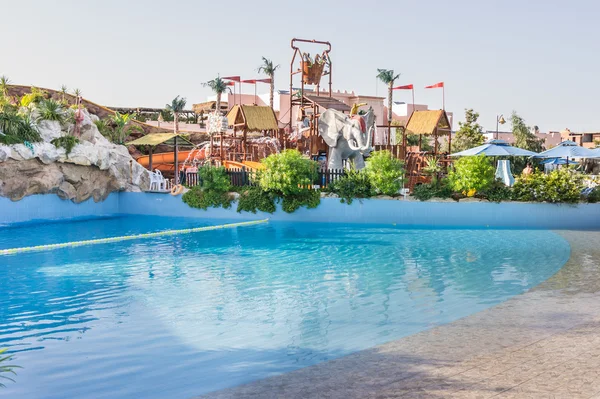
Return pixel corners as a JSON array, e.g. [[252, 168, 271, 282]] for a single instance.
[[51, 135, 80, 157], [182, 186, 233, 210], [327, 169, 372, 204], [37, 99, 66, 123], [451, 109, 485, 152], [412, 181, 454, 201], [0, 111, 41, 144], [477, 180, 513, 203], [236, 186, 277, 214], [512, 168, 584, 203], [511, 112, 545, 152], [587, 187, 600, 203], [198, 166, 231, 192], [281, 190, 321, 213], [448, 155, 495, 194]]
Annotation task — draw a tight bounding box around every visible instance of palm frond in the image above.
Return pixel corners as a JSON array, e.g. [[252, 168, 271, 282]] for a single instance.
[[166, 95, 187, 113], [203, 77, 228, 94], [257, 57, 279, 76], [376, 69, 400, 85]]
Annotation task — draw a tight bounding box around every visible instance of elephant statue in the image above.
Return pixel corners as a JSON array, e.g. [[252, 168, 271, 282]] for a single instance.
[[318, 108, 374, 170]]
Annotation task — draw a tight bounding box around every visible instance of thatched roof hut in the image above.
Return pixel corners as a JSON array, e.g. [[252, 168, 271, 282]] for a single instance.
[[226, 105, 278, 132], [405, 110, 451, 135], [192, 101, 229, 114]]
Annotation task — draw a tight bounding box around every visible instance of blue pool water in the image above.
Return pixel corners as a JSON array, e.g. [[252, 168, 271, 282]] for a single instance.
[[0, 216, 570, 398]]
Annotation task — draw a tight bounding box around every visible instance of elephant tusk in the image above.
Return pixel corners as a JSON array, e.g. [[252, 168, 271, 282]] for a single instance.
[[348, 138, 361, 151]]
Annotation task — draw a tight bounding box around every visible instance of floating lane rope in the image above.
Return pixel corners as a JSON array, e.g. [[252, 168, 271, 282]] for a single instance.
[[0, 219, 269, 256]]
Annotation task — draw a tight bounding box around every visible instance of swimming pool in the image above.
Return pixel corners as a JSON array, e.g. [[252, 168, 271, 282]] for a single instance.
[[0, 216, 570, 398]]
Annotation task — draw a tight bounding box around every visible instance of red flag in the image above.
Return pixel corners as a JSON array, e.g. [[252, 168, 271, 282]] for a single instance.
[[222, 76, 241, 82], [393, 84, 413, 90], [425, 82, 444, 89], [241, 79, 257, 84], [226, 82, 235, 86], [256, 78, 272, 84]]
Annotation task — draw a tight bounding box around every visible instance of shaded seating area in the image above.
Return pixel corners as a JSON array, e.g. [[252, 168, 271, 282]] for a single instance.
[[226, 105, 279, 161]]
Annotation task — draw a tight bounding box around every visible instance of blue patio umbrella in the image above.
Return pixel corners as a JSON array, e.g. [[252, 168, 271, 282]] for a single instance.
[[449, 139, 538, 157], [540, 158, 579, 165], [533, 140, 598, 160]]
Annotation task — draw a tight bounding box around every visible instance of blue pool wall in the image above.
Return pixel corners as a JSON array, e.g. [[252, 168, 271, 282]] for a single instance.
[[0, 194, 119, 226], [2, 192, 599, 229]]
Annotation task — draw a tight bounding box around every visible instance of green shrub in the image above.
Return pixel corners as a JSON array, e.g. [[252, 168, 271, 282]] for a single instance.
[[37, 99, 66, 124], [198, 165, 230, 192], [512, 168, 584, 203], [477, 180, 513, 203], [448, 155, 495, 195], [587, 187, 600, 203], [365, 150, 404, 196], [0, 111, 41, 144], [19, 87, 47, 107], [281, 189, 321, 213], [182, 186, 233, 210], [327, 169, 372, 204], [259, 150, 318, 195], [51, 135, 80, 157], [236, 186, 277, 213], [412, 180, 454, 201]]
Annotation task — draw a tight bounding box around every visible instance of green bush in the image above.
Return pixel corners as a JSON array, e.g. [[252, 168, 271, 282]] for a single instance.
[[37, 99, 66, 124], [448, 155, 495, 195], [512, 168, 584, 203], [259, 149, 318, 195], [198, 165, 231, 192], [20, 87, 47, 107], [182, 186, 233, 210], [0, 111, 41, 144], [587, 187, 600, 203], [477, 180, 513, 203], [412, 181, 454, 201], [51, 135, 80, 157], [281, 190, 321, 213], [364, 150, 404, 196], [236, 186, 277, 214], [327, 169, 372, 204]]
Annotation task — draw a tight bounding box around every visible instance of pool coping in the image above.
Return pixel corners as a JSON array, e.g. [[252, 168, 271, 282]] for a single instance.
[[197, 230, 600, 399]]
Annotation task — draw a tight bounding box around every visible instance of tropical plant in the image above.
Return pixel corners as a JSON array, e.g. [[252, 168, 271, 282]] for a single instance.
[[477, 180, 513, 203], [259, 149, 318, 196], [165, 96, 187, 135], [72, 88, 82, 99], [412, 180, 454, 201], [587, 187, 600, 203], [327, 168, 373, 204], [257, 57, 280, 109], [0, 76, 10, 97], [376, 69, 400, 126], [364, 150, 404, 196], [280, 189, 320, 213], [20, 87, 47, 107], [512, 168, 584, 203], [59, 85, 68, 104], [203, 77, 227, 115], [0, 111, 41, 144], [108, 112, 142, 144], [451, 109, 485, 152], [422, 156, 443, 184], [36, 99, 66, 123], [51, 135, 80, 157], [182, 165, 233, 210], [94, 119, 110, 136], [197, 165, 230, 192], [511, 112, 544, 152], [0, 348, 20, 388], [448, 155, 495, 195]]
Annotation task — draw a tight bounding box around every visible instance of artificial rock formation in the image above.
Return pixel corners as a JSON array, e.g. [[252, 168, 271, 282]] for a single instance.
[[0, 109, 150, 203]]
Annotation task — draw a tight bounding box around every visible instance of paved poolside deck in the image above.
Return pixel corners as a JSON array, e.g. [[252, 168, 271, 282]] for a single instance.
[[199, 230, 600, 399]]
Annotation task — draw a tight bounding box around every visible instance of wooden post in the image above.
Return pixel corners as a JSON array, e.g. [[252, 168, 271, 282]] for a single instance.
[[148, 145, 153, 171]]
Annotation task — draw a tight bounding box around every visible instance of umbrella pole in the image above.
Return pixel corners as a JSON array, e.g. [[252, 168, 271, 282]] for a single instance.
[[174, 136, 179, 185], [148, 146, 153, 171]]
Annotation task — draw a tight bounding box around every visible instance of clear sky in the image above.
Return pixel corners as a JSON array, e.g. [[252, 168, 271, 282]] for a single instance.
[[1, 0, 598, 132]]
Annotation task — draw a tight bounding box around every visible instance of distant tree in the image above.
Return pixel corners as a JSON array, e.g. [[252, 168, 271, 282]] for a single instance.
[[511, 111, 544, 152], [203, 76, 228, 115], [376, 69, 400, 126], [0, 76, 10, 97], [392, 121, 432, 151], [451, 109, 485, 152], [59, 85, 68, 104], [165, 96, 187, 135], [257, 57, 279, 109]]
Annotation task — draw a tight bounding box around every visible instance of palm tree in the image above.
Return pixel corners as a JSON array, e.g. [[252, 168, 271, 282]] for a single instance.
[[59, 85, 68, 104], [376, 69, 400, 126], [257, 57, 280, 109], [0, 76, 10, 97], [203, 76, 227, 115], [165, 96, 187, 135]]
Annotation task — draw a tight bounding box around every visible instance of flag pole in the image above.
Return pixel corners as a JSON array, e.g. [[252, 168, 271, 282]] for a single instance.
[[412, 88, 415, 113], [443, 85, 445, 110]]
